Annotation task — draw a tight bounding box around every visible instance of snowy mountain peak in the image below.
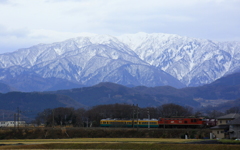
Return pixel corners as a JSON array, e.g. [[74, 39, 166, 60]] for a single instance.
[[0, 33, 240, 91]]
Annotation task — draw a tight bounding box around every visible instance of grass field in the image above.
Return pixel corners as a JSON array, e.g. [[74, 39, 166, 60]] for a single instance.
[[0, 138, 203, 143], [0, 138, 240, 149]]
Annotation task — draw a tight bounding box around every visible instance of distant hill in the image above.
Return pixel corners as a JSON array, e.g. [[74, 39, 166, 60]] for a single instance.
[[0, 72, 240, 120], [217, 98, 240, 110], [50, 72, 240, 108], [50, 82, 199, 108], [208, 72, 240, 86], [0, 92, 84, 119], [0, 109, 17, 121], [180, 72, 240, 100], [0, 82, 16, 93]]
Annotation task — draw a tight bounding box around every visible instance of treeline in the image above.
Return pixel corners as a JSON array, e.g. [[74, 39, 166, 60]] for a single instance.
[[33, 103, 240, 127]]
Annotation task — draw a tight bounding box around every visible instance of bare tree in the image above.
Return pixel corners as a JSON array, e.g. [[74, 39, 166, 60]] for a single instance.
[[34, 107, 86, 127], [34, 108, 53, 126], [225, 107, 240, 114], [157, 103, 193, 118], [85, 103, 133, 126], [74, 108, 86, 127], [207, 110, 224, 119], [53, 107, 76, 126], [138, 107, 158, 119]]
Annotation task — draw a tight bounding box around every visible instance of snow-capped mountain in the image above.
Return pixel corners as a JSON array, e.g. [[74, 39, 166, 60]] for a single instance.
[[0, 32, 240, 91], [0, 34, 185, 91], [118, 33, 240, 86]]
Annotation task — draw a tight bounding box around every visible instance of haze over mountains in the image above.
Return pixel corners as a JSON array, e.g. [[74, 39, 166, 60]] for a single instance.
[[0, 32, 240, 92], [49, 72, 240, 108], [1, 72, 240, 120]]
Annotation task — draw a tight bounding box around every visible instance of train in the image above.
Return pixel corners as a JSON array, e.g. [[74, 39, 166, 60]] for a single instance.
[[100, 117, 216, 128], [158, 117, 205, 128], [100, 118, 159, 128]]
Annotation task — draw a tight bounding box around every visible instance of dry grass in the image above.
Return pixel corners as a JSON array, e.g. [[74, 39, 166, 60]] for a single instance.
[[1, 143, 240, 150], [1, 138, 240, 149], [0, 137, 201, 144]]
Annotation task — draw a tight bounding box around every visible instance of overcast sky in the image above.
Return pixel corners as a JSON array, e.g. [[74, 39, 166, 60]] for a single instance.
[[0, 0, 239, 53]]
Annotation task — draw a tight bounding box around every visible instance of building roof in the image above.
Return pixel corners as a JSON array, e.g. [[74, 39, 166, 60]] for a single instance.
[[211, 125, 229, 129], [217, 113, 240, 120], [228, 116, 240, 125]]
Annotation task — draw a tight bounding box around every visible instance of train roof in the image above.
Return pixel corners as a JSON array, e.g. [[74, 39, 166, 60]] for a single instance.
[[159, 117, 203, 119], [217, 113, 240, 120], [100, 118, 158, 121]]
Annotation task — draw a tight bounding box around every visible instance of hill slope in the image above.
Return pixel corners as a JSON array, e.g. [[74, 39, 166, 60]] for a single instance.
[[51, 72, 240, 108], [0, 72, 240, 120], [0, 82, 16, 93], [0, 92, 84, 119]]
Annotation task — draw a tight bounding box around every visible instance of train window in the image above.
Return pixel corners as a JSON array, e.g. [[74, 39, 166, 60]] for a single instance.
[[191, 119, 197, 122]]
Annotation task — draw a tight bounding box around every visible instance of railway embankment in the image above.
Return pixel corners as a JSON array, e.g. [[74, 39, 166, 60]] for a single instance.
[[0, 127, 211, 139]]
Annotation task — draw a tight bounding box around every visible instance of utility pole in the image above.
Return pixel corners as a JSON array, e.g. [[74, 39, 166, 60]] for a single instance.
[[52, 109, 54, 128], [147, 109, 150, 130], [17, 107, 20, 129], [132, 104, 135, 128], [136, 104, 139, 131], [14, 113, 16, 129], [87, 118, 88, 128]]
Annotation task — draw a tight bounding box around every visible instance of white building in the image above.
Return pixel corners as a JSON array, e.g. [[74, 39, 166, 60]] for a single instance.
[[0, 121, 26, 127]]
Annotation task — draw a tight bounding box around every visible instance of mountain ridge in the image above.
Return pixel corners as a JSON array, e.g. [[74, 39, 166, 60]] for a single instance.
[[49, 72, 240, 108], [0, 72, 240, 119], [0, 32, 240, 91]]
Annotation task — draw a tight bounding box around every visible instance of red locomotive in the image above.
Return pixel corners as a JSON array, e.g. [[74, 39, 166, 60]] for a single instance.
[[158, 117, 207, 128]]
